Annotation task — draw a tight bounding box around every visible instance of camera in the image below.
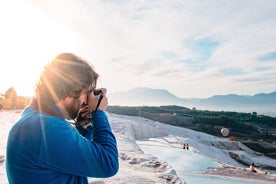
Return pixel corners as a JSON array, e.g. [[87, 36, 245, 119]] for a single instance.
[[93, 89, 103, 96]]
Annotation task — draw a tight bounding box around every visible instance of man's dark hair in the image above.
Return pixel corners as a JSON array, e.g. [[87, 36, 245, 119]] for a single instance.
[[35, 53, 98, 105]]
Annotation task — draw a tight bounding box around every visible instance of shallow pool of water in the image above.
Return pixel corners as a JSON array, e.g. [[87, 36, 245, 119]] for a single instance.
[[137, 140, 259, 184]]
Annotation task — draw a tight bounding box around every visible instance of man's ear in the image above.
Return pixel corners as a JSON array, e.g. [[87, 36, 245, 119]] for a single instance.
[[56, 96, 72, 109], [55, 96, 73, 119], [63, 96, 74, 105]]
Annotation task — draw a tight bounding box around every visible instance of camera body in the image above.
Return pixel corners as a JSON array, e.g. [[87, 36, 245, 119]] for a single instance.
[[76, 89, 104, 125]]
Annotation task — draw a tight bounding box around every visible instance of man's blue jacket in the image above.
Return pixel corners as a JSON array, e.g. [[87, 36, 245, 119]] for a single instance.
[[6, 107, 119, 184]]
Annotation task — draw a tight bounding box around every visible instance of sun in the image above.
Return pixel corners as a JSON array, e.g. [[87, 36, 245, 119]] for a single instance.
[[0, 1, 80, 96]]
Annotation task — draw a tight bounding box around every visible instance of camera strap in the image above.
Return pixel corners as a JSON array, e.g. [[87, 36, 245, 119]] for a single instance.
[[95, 93, 103, 111]]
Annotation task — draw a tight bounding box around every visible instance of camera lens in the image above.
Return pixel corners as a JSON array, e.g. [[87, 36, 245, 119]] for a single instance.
[[93, 90, 102, 95]]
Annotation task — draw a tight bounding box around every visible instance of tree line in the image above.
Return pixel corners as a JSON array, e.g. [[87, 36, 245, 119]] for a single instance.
[[0, 87, 30, 109]]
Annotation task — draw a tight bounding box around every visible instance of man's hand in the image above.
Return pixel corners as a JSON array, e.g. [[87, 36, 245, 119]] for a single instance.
[[88, 88, 108, 111]]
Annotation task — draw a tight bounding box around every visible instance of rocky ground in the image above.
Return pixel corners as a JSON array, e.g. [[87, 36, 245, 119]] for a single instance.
[[203, 166, 276, 183]]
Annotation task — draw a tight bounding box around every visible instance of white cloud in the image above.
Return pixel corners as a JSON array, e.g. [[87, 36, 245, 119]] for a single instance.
[[2, 0, 275, 98]]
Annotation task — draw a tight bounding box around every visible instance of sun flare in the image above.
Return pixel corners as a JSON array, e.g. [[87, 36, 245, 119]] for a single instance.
[[0, 1, 79, 96]]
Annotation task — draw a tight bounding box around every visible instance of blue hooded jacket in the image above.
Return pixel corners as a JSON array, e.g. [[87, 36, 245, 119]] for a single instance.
[[6, 107, 119, 184]]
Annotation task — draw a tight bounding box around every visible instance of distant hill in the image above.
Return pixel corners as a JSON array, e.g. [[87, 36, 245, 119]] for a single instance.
[[109, 87, 183, 106], [108, 87, 276, 117], [200, 92, 276, 105]]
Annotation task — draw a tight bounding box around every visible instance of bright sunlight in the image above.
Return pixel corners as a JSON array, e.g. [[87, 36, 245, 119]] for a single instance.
[[0, 1, 79, 96]]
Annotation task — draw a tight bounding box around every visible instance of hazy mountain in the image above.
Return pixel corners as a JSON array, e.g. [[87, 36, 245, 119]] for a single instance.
[[200, 92, 276, 105], [109, 87, 186, 106], [108, 87, 276, 117]]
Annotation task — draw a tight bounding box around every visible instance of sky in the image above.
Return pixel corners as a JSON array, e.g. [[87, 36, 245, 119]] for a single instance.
[[0, 0, 276, 98]]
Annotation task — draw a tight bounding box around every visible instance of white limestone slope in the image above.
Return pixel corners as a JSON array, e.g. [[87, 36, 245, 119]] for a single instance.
[[88, 113, 276, 183]]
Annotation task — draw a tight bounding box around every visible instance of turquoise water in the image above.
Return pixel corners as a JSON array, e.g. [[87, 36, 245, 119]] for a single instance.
[[137, 141, 259, 184]]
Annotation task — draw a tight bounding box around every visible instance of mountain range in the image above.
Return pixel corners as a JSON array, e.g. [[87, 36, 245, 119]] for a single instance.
[[108, 87, 276, 117]]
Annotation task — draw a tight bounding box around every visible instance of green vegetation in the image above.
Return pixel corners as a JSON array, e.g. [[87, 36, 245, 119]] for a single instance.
[[107, 105, 276, 158]]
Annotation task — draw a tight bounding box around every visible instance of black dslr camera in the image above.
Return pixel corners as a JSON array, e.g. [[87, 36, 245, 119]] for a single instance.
[[76, 89, 104, 126]]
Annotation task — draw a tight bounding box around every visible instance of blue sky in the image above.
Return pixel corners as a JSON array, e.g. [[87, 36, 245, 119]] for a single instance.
[[0, 0, 276, 98]]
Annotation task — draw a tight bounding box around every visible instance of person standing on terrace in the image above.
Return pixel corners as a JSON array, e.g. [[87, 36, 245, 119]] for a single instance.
[[6, 53, 119, 184]]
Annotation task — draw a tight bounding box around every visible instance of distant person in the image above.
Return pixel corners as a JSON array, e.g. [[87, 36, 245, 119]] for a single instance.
[[183, 144, 186, 149], [186, 144, 189, 150], [6, 53, 119, 184], [249, 163, 257, 172]]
